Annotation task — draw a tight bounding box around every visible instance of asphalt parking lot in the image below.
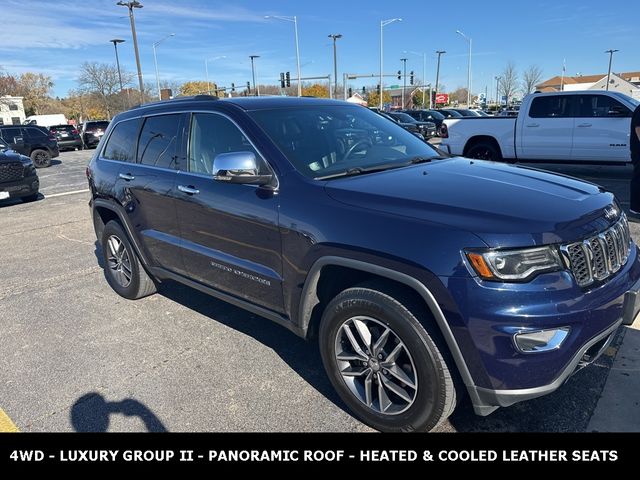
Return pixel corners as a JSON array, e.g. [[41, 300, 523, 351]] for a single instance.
[[0, 148, 638, 432]]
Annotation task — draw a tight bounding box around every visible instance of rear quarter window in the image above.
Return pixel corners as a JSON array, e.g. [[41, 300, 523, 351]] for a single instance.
[[102, 118, 142, 162]]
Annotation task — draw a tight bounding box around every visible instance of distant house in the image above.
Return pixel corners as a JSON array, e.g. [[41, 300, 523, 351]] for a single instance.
[[0, 96, 26, 125], [387, 87, 423, 109], [535, 71, 640, 100]]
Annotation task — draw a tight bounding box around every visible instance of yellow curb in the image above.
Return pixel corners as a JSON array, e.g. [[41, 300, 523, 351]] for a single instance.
[[0, 409, 19, 432]]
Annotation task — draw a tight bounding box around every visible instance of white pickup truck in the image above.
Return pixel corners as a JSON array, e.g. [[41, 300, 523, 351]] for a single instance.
[[439, 90, 639, 163]]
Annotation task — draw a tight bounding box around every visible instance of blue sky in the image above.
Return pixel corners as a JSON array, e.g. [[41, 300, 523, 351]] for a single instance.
[[1, 0, 638, 99]]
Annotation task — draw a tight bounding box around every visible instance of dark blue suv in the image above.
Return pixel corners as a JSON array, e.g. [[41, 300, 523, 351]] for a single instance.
[[87, 96, 640, 432]]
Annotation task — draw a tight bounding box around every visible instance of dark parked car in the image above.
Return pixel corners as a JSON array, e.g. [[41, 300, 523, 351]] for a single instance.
[[403, 109, 446, 131], [387, 112, 437, 138], [49, 124, 83, 151], [437, 109, 464, 119], [81, 120, 110, 148], [0, 125, 59, 168], [370, 108, 422, 136], [88, 95, 640, 432], [0, 141, 39, 202]]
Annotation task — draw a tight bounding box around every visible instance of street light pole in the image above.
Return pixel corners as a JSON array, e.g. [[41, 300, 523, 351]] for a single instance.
[[265, 15, 302, 96], [605, 49, 619, 91], [110, 38, 129, 108], [117, 1, 144, 103], [379, 18, 403, 110], [400, 58, 407, 109], [152, 33, 175, 100], [456, 30, 472, 106], [495, 76, 501, 108], [249, 55, 260, 96], [434, 50, 446, 109], [328, 34, 342, 99]]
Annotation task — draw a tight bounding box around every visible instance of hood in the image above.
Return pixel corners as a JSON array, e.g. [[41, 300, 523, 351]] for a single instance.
[[324, 157, 618, 247], [0, 149, 30, 164]]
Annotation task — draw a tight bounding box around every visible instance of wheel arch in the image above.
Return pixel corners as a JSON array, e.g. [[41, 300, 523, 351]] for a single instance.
[[463, 135, 502, 158], [298, 256, 483, 410]]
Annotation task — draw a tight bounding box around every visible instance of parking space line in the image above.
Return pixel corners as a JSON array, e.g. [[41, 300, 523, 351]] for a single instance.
[[0, 409, 19, 432], [44, 189, 90, 198]]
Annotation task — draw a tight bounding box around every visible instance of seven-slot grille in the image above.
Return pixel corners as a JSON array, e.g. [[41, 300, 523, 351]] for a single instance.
[[0, 162, 24, 183], [562, 215, 631, 287]]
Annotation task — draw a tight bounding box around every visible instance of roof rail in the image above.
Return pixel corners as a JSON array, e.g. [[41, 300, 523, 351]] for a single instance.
[[130, 94, 219, 109]]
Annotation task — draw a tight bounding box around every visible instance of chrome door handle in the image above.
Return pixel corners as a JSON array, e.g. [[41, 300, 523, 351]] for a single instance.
[[577, 123, 592, 127], [526, 123, 540, 127], [177, 185, 200, 195], [118, 173, 135, 181]]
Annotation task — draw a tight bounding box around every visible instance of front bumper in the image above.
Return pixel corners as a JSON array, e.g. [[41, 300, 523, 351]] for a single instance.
[[443, 246, 640, 416], [0, 174, 39, 199]]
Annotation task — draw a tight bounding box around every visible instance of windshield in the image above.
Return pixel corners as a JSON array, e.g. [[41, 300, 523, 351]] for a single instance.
[[250, 105, 442, 179], [440, 110, 463, 118], [426, 110, 445, 120], [390, 112, 417, 123]]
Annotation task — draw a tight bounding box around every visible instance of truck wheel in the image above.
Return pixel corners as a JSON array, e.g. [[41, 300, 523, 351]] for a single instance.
[[466, 141, 502, 162], [101, 220, 157, 300], [319, 287, 457, 432], [31, 149, 51, 168]]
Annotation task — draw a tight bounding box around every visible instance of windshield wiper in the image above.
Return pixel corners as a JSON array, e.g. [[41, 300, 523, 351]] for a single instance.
[[317, 156, 441, 180]]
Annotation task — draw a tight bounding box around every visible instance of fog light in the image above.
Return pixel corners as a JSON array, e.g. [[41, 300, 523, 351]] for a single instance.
[[514, 327, 570, 353]]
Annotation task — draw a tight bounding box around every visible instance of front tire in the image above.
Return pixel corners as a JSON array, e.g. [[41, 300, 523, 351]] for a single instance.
[[31, 149, 51, 168], [101, 220, 157, 300], [319, 286, 457, 432]]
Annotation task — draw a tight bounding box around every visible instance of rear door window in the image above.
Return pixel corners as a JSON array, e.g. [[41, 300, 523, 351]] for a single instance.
[[102, 118, 142, 162], [576, 95, 631, 117], [529, 95, 575, 118], [137, 114, 182, 169], [0, 127, 21, 142]]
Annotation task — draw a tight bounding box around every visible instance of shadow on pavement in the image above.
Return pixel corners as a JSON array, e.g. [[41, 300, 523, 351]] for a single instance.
[[157, 280, 351, 418], [71, 393, 167, 432]]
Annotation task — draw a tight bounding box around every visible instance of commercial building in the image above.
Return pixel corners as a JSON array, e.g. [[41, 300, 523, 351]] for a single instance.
[[0, 96, 26, 125], [536, 72, 640, 99]]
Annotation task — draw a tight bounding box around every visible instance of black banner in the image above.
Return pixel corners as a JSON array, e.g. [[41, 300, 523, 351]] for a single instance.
[[0, 433, 634, 471]]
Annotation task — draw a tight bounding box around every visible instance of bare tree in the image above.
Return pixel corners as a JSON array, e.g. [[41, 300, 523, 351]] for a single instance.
[[522, 65, 543, 94], [78, 62, 133, 119], [499, 61, 519, 104]]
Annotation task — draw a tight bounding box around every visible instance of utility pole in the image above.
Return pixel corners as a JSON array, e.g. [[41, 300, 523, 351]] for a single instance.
[[379, 18, 402, 110], [117, 1, 144, 104], [495, 76, 501, 108], [400, 58, 407, 109], [328, 34, 342, 99], [605, 49, 619, 91], [434, 50, 446, 109], [249, 55, 260, 96]]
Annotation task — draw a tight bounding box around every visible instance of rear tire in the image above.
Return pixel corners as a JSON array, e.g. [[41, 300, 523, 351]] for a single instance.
[[465, 141, 502, 162], [31, 149, 51, 168], [101, 220, 157, 300], [319, 286, 457, 432]]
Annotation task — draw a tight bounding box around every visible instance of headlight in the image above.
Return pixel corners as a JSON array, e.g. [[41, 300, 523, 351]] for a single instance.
[[465, 246, 563, 281]]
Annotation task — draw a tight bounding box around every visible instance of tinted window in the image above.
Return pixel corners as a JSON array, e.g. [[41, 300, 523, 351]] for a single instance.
[[137, 115, 182, 169], [25, 127, 47, 139], [188, 113, 264, 175], [86, 121, 110, 130], [390, 112, 417, 123], [425, 111, 445, 120], [50, 125, 75, 133], [0, 127, 21, 142], [577, 95, 631, 117], [250, 105, 441, 179], [529, 96, 574, 118], [102, 118, 141, 162]]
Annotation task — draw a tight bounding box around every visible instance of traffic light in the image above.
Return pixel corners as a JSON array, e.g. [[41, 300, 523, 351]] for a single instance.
[[348, 87, 352, 97], [280, 72, 285, 88], [285, 71, 291, 87], [410, 71, 414, 85], [361, 86, 366, 95], [231, 82, 235, 92], [377, 84, 381, 94], [246, 81, 251, 94], [397, 70, 401, 80]]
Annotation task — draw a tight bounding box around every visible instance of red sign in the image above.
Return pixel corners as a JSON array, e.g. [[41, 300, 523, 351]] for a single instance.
[[435, 93, 449, 105]]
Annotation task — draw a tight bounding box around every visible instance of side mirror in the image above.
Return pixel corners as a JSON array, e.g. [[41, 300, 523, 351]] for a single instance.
[[212, 151, 273, 186]]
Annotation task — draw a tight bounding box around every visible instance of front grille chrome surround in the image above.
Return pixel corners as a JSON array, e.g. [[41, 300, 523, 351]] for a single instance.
[[561, 215, 632, 288]]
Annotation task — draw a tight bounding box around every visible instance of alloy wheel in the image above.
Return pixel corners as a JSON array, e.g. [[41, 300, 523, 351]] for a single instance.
[[334, 316, 418, 415], [106, 235, 132, 288]]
